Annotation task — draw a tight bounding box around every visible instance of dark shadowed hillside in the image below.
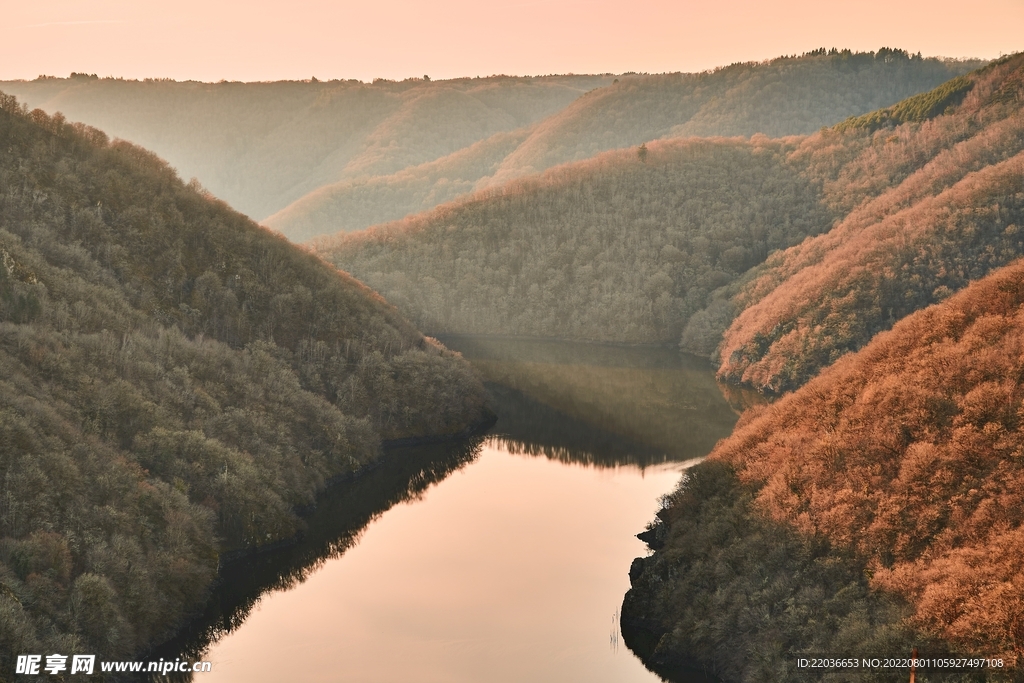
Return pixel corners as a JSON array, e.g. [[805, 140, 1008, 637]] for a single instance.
[[625, 256, 1024, 677], [0, 75, 610, 220], [0, 94, 486, 668], [316, 136, 832, 344], [717, 54, 1024, 394]]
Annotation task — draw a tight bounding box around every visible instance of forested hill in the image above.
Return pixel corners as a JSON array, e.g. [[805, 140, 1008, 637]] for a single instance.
[[316, 136, 832, 344], [716, 53, 1024, 394], [0, 95, 486, 667], [624, 256, 1024, 678], [317, 56, 1024, 377], [263, 48, 977, 241], [0, 74, 610, 219]]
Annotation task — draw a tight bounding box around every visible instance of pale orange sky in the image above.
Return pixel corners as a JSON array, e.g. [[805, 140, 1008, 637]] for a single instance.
[[3, 0, 1022, 82]]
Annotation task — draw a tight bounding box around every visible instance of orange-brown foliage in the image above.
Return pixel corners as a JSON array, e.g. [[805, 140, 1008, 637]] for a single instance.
[[711, 259, 1024, 662], [719, 55, 1024, 394]]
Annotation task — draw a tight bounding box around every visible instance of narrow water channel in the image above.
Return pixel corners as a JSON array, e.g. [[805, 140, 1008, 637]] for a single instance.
[[160, 337, 744, 681]]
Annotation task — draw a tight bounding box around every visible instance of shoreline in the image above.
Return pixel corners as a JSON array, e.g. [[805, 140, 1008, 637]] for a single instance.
[[140, 409, 497, 664]]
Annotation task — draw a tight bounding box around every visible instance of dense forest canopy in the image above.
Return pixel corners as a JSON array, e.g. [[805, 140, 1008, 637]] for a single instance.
[[0, 75, 611, 220], [2, 47, 1020, 683], [718, 53, 1024, 394], [316, 136, 832, 344], [626, 255, 1024, 676], [270, 48, 980, 240], [0, 93, 486, 668]]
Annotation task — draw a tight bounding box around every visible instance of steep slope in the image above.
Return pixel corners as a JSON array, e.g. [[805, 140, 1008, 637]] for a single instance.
[[264, 128, 530, 242], [316, 136, 832, 344], [716, 54, 1024, 394], [625, 257, 1024, 677], [0, 95, 486, 667], [0, 75, 609, 219]]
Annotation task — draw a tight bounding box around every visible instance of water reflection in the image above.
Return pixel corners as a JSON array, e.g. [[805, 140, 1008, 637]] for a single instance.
[[441, 335, 741, 466], [198, 445, 684, 683], [150, 438, 483, 680], [485, 382, 669, 468], [156, 337, 747, 682]]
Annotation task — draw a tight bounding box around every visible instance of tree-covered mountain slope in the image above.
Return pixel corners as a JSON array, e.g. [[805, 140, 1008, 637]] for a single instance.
[[0, 75, 610, 220], [625, 256, 1024, 677], [316, 136, 832, 344], [268, 49, 978, 241], [0, 94, 486, 667], [716, 53, 1024, 394]]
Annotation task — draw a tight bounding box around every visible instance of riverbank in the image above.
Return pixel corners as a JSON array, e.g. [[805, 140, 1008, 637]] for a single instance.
[[620, 462, 932, 683], [146, 337, 741, 681]]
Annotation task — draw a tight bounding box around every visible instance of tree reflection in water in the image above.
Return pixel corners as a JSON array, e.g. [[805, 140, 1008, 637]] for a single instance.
[[445, 335, 749, 468], [148, 438, 484, 681], [149, 336, 752, 682]]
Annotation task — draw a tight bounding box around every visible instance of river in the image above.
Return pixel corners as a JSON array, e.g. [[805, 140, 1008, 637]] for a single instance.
[[158, 337, 745, 682]]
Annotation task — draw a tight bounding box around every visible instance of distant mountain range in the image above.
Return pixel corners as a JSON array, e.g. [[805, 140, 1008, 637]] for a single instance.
[[273, 49, 978, 240], [0, 74, 612, 221], [2, 49, 979, 241]]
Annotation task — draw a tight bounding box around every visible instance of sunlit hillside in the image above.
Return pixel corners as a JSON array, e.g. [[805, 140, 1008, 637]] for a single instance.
[[625, 254, 1024, 676], [718, 53, 1024, 394], [0, 94, 486, 667], [0, 75, 610, 219]]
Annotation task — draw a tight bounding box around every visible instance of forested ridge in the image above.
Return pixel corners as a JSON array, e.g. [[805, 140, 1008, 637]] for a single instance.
[[718, 53, 1024, 394], [0, 94, 486, 669], [0, 74, 610, 220], [482, 48, 978, 189], [624, 257, 1024, 678], [316, 136, 832, 344], [271, 48, 978, 240]]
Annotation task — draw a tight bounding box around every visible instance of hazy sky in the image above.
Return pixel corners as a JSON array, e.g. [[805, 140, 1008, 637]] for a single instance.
[[4, 0, 1022, 82]]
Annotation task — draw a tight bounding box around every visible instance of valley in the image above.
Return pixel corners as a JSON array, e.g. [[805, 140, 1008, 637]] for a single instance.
[[1, 45, 1022, 683]]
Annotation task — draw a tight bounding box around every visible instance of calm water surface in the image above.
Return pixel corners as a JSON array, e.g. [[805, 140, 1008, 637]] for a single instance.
[[165, 338, 743, 682]]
